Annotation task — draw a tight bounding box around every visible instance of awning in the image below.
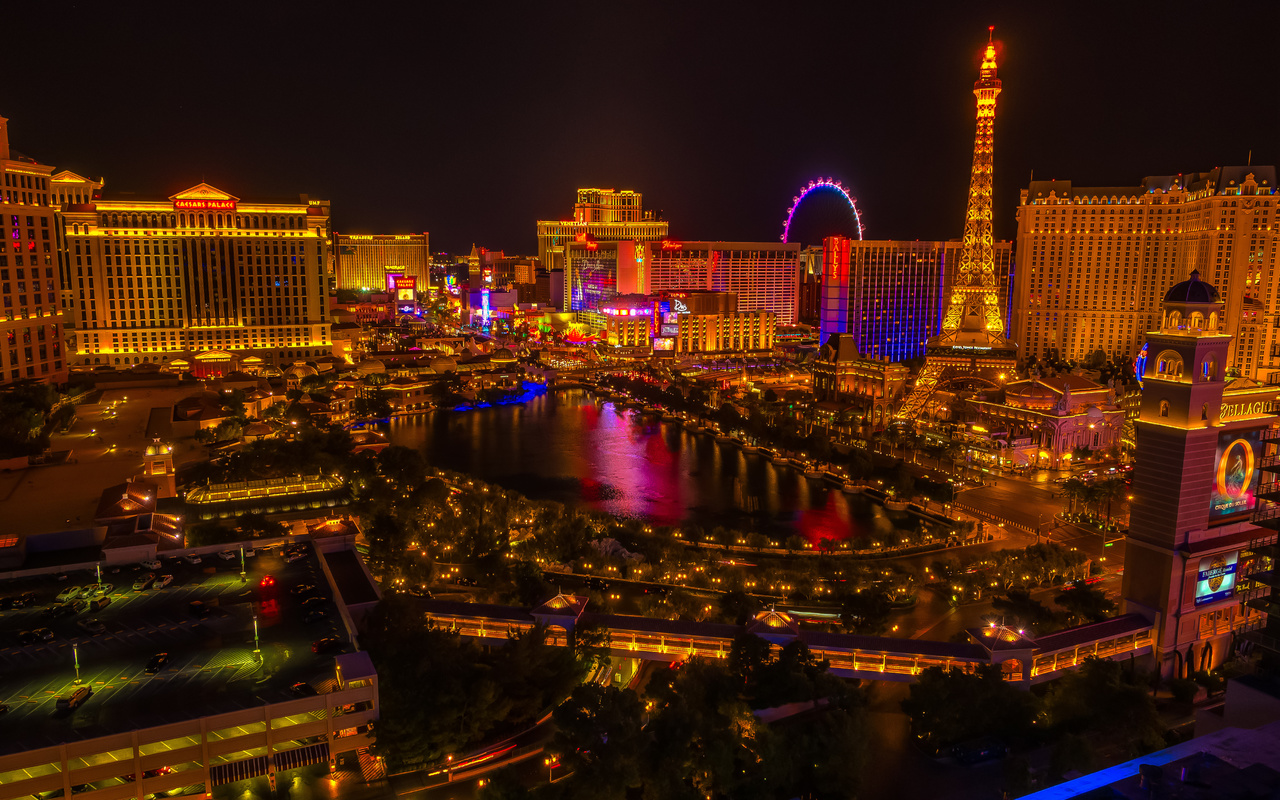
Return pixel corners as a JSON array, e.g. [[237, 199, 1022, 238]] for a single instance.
[[209, 755, 269, 786], [274, 742, 331, 772]]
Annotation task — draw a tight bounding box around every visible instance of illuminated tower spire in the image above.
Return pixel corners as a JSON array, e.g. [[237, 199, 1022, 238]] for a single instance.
[[894, 28, 1017, 424], [938, 26, 1005, 341]]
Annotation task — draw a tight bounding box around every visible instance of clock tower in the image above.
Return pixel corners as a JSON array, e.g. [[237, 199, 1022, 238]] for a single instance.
[[1123, 271, 1277, 677]]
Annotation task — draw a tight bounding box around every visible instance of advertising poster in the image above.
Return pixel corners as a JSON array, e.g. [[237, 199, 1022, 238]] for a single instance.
[[1208, 428, 1264, 523], [1194, 551, 1239, 605]]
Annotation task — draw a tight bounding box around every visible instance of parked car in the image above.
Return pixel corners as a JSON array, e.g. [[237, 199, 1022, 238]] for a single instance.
[[56, 686, 92, 710], [243, 547, 256, 558], [301, 595, 328, 609], [285, 552, 307, 564], [153, 575, 174, 589], [217, 550, 236, 561], [133, 573, 156, 591], [83, 583, 113, 597], [87, 596, 111, 612], [139, 559, 161, 570], [303, 609, 328, 624], [187, 600, 210, 618], [312, 637, 344, 654], [56, 586, 83, 603], [290, 682, 318, 697], [33, 627, 54, 641], [144, 653, 171, 674], [15, 630, 41, 646], [181, 554, 202, 565], [291, 583, 317, 596], [4, 591, 36, 609], [76, 618, 106, 635], [0, 702, 9, 714]]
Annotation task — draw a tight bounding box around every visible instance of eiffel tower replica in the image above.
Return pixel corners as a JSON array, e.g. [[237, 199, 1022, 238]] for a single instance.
[[896, 28, 1017, 422]]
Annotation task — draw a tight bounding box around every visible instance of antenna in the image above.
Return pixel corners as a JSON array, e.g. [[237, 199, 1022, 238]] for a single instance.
[[988, 25, 994, 43], [1248, 150, 1253, 166]]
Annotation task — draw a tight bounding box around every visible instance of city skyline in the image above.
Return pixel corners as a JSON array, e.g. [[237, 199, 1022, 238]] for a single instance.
[[3, 3, 1275, 254]]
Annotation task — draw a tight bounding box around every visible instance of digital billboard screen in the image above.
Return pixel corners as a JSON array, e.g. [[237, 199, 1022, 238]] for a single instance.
[[1194, 551, 1239, 605], [659, 323, 679, 338], [1208, 428, 1264, 523], [653, 338, 674, 351]]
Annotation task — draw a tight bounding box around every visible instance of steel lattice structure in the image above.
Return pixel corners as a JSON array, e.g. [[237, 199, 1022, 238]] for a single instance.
[[897, 29, 1017, 422]]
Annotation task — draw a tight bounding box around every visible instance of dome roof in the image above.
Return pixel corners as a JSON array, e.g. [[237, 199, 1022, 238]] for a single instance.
[[491, 347, 516, 363], [284, 361, 318, 379], [430, 355, 457, 373], [1164, 270, 1220, 304], [355, 359, 385, 375]]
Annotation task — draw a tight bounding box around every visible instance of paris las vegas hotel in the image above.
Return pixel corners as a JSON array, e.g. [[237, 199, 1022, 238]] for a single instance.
[[1011, 166, 1280, 382], [0, 113, 333, 380]]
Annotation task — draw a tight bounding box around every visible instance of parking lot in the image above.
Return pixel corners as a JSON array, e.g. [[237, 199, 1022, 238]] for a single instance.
[[0, 543, 351, 761]]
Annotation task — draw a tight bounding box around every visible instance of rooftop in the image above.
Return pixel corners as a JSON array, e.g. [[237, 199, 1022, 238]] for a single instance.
[[0, 542, 354, 757]]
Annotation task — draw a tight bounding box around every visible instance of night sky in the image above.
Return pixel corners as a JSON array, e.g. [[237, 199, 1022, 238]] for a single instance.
[[4, 2, 1275, 254]]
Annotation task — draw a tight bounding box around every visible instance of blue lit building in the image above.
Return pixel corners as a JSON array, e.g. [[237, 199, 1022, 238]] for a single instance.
[[818, 237, 1015, 362]]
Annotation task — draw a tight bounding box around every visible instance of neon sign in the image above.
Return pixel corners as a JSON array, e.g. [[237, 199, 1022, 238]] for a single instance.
[[173, 199, 236, 211]]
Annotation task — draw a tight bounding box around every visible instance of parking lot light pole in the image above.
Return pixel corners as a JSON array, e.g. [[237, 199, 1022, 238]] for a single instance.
[[73, 644, 81, 685], [240, 546, 246, 582], [253, 613, 261, 662]]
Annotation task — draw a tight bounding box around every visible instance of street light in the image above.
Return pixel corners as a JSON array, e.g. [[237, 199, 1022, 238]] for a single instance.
[[240, 545, 247, 581], [252, 613, 261, 660], [73, 643, 81, 685]]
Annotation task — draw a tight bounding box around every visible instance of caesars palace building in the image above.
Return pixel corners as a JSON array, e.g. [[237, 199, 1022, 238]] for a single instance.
[[55, 178, 332, 368]]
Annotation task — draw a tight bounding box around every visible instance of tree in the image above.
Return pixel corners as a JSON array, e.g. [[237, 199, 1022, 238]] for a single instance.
[[901, 664, 1037, 754], [1041, 657, 1165, 758], [550, 684, 648, 799], [236, 512, 287, 539], [571, 623, 612, 670], [718, 590, 757, 625], [992, 588, 1062, 635], [183, 521, 240, 547], [1054, 580, 1117, 626], [839, 590, 891, 634]]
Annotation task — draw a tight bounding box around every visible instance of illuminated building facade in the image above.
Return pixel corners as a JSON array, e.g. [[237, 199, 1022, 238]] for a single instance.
[[61, 183, 332, 369], [818, 236, 1014, 362], [1122, 272, 1278, 677], [565, 240, 646, 326], [600, 295, 654, 348], [673, 310, 775, 356], [897, 31, 1018, 421], [798, 245, 823, 326], [969, 372, 1123, 469], [334, 233, 429, 293], [811, 333, 909, 426], [535, 188, 668, 279], [0, 114, 67, 385], [646, 241, 801, 324], [1012, 167, 1279, 378]]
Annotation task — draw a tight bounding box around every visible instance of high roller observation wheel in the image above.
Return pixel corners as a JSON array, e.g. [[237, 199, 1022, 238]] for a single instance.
[[781, 178, 865, 243]]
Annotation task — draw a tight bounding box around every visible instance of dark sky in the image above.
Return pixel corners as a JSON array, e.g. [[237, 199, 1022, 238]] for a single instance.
[[4, 1, 1276, 254]]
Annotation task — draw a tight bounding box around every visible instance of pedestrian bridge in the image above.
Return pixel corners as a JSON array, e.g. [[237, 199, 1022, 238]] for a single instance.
[[416, 594, 1154, 686]]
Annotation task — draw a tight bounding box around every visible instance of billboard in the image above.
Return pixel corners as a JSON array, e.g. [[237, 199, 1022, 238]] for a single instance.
[[1208, 428, 1264, 523], [659, 323, 679, 338], [1194, 551, 1239, 605], [653, 338, 674, 351]]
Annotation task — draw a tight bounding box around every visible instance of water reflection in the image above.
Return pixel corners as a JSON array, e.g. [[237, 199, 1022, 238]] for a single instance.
[[387, 389, 916, 542]]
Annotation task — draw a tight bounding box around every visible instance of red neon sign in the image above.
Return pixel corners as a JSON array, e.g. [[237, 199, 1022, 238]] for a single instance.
[[173, 199, 237, 211]]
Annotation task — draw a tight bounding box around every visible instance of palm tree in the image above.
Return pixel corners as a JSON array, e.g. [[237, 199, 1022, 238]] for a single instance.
[[1060, 477, 1089, 516], [1093, 477, 1127, 528]]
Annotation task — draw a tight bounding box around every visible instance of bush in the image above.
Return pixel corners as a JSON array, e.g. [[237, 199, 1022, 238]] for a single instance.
[[1167, 677, 1199, 704]]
